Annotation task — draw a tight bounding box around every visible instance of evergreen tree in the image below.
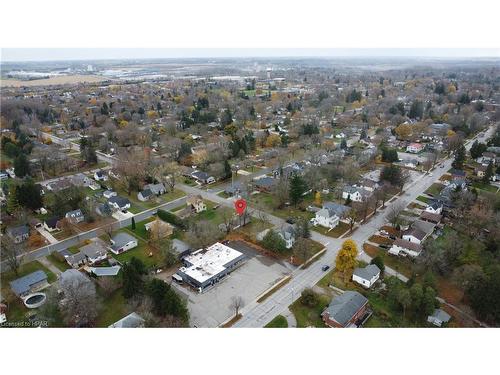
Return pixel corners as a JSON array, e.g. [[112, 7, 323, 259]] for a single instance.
[[122, 257, 147, 299], [340, 138, 348, 150], [289, 174, 307, 206], [483, 162, 494, 183], [223, 159, 232, 180], [131, 217, 136, 230], [452, 144, 466, 170], [13, 153, 30, 177]]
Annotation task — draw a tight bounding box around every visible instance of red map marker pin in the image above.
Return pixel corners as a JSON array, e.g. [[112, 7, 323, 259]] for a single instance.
[[234, 198, 247, 215]]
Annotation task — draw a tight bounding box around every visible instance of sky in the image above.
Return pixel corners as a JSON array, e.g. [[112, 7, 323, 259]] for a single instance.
[[2, 48, 499, 62]]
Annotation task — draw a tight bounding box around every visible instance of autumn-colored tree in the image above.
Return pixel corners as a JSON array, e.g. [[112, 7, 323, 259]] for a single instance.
[[395, 123, 412, 140], [265, 134, 281, 148], [335, 239, 358, 281]]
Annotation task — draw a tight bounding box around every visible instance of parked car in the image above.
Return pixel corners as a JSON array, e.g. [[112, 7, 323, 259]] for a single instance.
[[286, 217, 296, 224], [380, 244, 390, 249], [321, 265, 330, 272]]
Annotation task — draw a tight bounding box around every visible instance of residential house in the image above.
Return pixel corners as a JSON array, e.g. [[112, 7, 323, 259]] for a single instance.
[[144, 183, 166, 195], [342, 185, 371, 203], [186, 194, 207, 213], [402, 227, 428, 244], [419, 211, 442, 225], [108, 196, 131, 211], [103, 190, 117, 199], [427, 309, 451, 327], [96, 202, 113, 217], [144, 219, 174, 239], [321, 291, 370, 328], [43, 217, 60, 232], [314, 208, 340, 229], [108, 312, 145, 328], [448, 178, 467, 190], [449, 169, 466, 179], [359, 179, 379, 192], [6, 224, 30, 243], [425, 201, 443, 215], [46, 178, 73, 192], [191, 171, 215, 184], [65, 252, 87, 268], [137, 188, 153, 201], [253, 177, 277, 192], [109, 232, 138, 255], [79, 241, 108, 265], [90, 266, 121, 277], [94, 170, 108, 182], [479, 152, 496, 165], [279, 225, 296, 249], [224, 182, 245, 197], [65, 209, 84, 224], [406, 142, 424, 153], [9, 270, 49, 298], [389, 238, 423, 257], [352, 264, 381, 288]]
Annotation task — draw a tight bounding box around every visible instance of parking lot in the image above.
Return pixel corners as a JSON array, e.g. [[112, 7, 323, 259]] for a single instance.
[[172, 240, 291, 327]]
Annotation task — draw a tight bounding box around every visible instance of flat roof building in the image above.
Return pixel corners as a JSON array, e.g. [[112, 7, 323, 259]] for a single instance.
[[175, 242, 246, 292]]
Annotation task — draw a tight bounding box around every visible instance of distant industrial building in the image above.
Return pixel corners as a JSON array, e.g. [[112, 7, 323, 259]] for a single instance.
[[174, 242, 246, 292]]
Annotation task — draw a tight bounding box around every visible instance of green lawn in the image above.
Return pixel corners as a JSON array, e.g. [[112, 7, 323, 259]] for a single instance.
[[416, 195, 430, 204], [472, 181, 498, 193], [47, 253, 71, 272], [289, 294, 330, 328], [265, 315, 288, 328], [1, 260, 57, 285], [313, 222, 351, 238], [424, 183, 445, 196], [95, 288, 129, 327], [128, 217, 155, 241], [111, 230, 162, 269]]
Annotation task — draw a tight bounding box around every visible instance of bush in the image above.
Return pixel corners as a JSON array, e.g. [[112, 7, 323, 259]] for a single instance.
[[260, 229, 287, 254], [370, 256, 385, 273], [300, 288, 319, 308]]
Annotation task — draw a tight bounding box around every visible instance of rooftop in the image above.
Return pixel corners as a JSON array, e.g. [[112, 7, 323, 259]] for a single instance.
[[179, 242, 245, 284]]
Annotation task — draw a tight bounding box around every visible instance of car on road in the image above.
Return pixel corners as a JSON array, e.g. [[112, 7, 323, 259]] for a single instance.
[[440, 165, 445, 168], [286, 217, 296, 224], [321, 265, 330, 272], [379, 244, 391, 249]]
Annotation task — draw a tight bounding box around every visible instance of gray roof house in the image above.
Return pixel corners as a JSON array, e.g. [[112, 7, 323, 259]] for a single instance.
[[108, 312, 145, 328], [322, 202, 350, 218], [80, 242, 108, 264], [144, 183, 166, 195], [65, 251, 87, 268], [352, 264, 381, 288], [322, 291, 370, 328], [427, 308, 451, 327], [65, 209, 84, 224], [108, 196, 131, 211], [6, 224, 30, 244], [109, 232, 138, 255], [90, 265, 121, 277], [137, 188, 153, 201], [10, 270, 49, 297]]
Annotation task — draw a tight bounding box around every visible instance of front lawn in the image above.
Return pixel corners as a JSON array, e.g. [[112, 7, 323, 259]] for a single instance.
[[47, 253, 71, 272], [289, 294, 330, 328], [95, 288, 129, 327], [1, 260, 57, 285], [112, 230, 163, 269], [265, 315, 288, 328], [424, 183, 445, 196], [416, 195, 430, 204], [472, 181, 498, 193], [363, 243, 414, 278], [313, 221, 350, 238], [127, 217, 155, 241]]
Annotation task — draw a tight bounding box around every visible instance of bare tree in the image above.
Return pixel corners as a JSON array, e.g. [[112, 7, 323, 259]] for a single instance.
[[386, 201, 405, 228], [3, 238, 24, 276], [187, 220, 220, 250], [229, 296, 244, 317], [59, 271, 98, 327], [293, 237, 312, 264]]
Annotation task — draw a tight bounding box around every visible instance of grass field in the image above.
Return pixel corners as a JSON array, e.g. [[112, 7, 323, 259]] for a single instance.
[[95, 288, 129, 327], [424, 183, 445, 196], [289, 294, 330, 328], [265, 315, 288, 328], [47, 253, 72, 272], [112, 229, 162, 269], [416, 195, 430, 204], [313, 222, 350, 238], [472, 181, 498, 193]]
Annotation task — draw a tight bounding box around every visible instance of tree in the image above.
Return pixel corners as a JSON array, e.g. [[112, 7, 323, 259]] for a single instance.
[[131, 217, 136, 230], [296, 217, 311, 239], [370, 256, 385, 273], [160, 239, 178, 268], [340, 138, 347, 150], [3, 237, 24, 276], [187, 220, 221, 250], [387, 202, 405, 228], [335, 239, 358, 281], [146, 278, 189, 323], [13, 153, 30, 177], [470, 140, 487, 159], [452, 144, 466, 170], [260, 229, 287, 253], [15, 179, 43, 211], [59, 270, 98, 327], [422, 287, 437, 317], [346, 209, 357, 233], [397, 288, 411, 318], [122, 257, 147, 299], [409, 100, 423, 120], [289, 174, 307, 207], [300, 288, 319, 307], [229, 296, 244, 317], [293, 237, 312, 263], [381, 147, 399, 163], [483, 162, 494, 183]]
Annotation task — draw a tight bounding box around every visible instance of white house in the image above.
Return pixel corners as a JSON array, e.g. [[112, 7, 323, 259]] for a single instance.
[[94, 170, 108, 182], [425, 201, 443, 215], [279, 226, 296, 249], [65, 209, 84, 224], [406, 143, 424, 153], [352, 264, 381, 288], [402, 227, 428, 244], [389, 238, 423, 257], [342, 186, 371, 203], [109, 232, 138, 255], [313, 208, 340, 229], [108, 196, 131, 211], [79, 242, 108, 265]]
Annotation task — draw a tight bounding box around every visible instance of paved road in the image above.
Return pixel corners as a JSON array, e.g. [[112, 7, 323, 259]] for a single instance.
[[230, 126, 495, 327], [0, 195, 187, 271]]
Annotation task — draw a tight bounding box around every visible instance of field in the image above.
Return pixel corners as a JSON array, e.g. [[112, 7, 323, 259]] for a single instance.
[[1, 75, 107, 87], [313, 222, 350, 238], [265, 315, 288, 328]]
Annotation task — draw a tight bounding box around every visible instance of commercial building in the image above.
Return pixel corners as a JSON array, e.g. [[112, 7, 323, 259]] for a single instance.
[[174, 242, 246, 292]]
